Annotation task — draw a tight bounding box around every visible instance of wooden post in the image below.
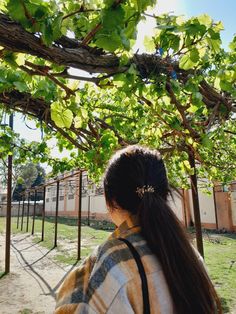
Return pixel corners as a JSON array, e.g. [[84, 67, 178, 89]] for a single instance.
[[21, 196, 25, 231], [54, 181, 59, 248], [77, 171, 82, 260], [189, 152, 204, 258], [41, 187, 46, 241], [16, 197, 21, 229], [32, 190, 37, 235], [26, 192, 30, 232], [5, 113, 13, 274]]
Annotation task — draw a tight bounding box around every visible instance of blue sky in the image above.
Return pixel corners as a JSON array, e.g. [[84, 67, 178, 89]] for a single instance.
[[184, 0, 236, 48], [13, 0, 236, 155]]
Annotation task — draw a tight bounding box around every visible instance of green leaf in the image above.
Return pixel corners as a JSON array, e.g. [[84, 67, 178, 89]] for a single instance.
[[113, 73, 127, 87], [80, 108, 88, 120], [213, 21, 224, 32], [34, 6, 47, 19], [51, 102, 73, 128], [206, 38, 221, 53], [95, 32, 122, 52], [201, 134, 213, 149], [40, 19, 54, 46], [229, 36, 236, 51], [74, 116, 83, 128], [190, 48, 199, 63], [134, 0, 155, 12], [143, 36, 155, 52], [51, 13, 63, 41], [187, 105, 199, 113], [13, 81, 28, 92], [3, 51, 18, 68], [197, 14, 212, 27], [179, 53, 196, 70], [16, 53, 25, 66], [207, 30, 221, 53], [74, 108, 88, 128], [102, 6, 125, 29], [7, 0, 29, 27]]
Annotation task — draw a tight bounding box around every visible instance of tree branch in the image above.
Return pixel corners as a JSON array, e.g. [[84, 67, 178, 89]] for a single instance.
[[62, 8, 100, 20], [0, 13, 120, 74], [166, 81, 200, 139]]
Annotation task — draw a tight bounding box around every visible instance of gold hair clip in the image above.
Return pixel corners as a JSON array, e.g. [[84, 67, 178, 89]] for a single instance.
[[136, 185, 155, 198]]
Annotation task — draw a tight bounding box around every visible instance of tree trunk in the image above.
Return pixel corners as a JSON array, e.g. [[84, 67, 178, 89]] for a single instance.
[[188, 151, 204, 258]]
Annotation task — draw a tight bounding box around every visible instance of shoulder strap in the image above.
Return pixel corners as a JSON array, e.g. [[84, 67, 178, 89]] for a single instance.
[[118, 237, 150, 314]]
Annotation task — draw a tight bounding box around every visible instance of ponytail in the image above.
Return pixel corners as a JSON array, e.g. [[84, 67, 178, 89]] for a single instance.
[[139, 193, 222, 314]]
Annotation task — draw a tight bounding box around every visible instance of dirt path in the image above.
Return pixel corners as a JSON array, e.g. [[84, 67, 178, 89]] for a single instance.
[[0, 233, 78, 314]]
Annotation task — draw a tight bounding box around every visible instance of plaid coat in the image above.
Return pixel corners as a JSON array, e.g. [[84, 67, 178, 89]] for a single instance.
[[55, 216, 174, 313]]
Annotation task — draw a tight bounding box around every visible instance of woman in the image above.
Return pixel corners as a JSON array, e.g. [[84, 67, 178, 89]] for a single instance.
[[55, 145, 221, 314]]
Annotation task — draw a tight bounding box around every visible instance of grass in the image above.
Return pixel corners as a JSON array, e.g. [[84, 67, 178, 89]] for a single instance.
[[0, 216, 111, 264], [0, 217, 235, 312], [18, 309, 33, 314], [204, 232, 236, 313], [0, 271, 5, 278]]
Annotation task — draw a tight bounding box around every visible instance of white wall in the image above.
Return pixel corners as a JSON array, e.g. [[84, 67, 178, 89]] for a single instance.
[[168, 193, 184, 221], [231, 191, 236, 225], [82, 195, 107, 214], [188, 188, 216, 224]]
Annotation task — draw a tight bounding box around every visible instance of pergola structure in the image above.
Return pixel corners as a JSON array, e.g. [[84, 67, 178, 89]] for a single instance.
[[4, 169, 84, 274]]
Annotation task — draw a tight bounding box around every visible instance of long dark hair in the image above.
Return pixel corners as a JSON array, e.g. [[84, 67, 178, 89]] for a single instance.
[[103, 145, 221, 314]]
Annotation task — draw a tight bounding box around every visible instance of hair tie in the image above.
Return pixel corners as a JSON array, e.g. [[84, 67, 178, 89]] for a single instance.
[[136, 185, 155, 198]]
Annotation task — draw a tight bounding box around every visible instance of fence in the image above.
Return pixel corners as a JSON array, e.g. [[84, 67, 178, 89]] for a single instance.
[[2, 170, 236, 274]]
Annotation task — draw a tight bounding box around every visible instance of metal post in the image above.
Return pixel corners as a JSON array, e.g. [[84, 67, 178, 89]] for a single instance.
[[41, 187, 46, 241], [87, 194, 90, 226], [180, 189, 187, 227], [26, 192, 30, 232], [5, 113, 13, 274], [32, 190, 37, 235], [16, 197, 21, 229], [77, 171, 82, 260], [54, 181, 59, 248], [21, 195, 25, 231]]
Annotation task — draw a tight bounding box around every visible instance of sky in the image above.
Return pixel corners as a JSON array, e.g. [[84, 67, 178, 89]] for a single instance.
[[12, 0, 236, 168]]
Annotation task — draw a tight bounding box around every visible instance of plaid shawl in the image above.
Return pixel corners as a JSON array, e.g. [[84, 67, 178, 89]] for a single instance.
[[55, 216, 174, 313]]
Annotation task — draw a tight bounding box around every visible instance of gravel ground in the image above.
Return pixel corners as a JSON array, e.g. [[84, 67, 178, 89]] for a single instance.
[[0, 233, 77, 314]]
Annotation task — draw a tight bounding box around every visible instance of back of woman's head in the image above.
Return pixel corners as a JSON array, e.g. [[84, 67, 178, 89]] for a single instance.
[[104, 145, 222, 314], [104, 145, 169, 213]]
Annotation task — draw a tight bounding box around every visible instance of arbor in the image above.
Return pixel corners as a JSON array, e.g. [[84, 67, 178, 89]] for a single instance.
[[0, 0, 235, 254]]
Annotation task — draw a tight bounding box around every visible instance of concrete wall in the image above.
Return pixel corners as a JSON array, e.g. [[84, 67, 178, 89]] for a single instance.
[[0, 201, 43, 217], [168, 191, 184, 222], [188, 188, 217, 229], [230, 191, 236, 231], [41, 173, 236, 231]]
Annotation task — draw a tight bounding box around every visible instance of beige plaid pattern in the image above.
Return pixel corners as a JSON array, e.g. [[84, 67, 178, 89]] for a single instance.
[[55, 216, 174, 313]]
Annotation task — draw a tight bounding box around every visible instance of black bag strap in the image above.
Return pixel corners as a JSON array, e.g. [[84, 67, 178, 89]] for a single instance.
[[118, 237, 150, 314]]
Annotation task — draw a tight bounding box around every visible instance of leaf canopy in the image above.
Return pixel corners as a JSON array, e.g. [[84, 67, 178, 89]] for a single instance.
[[0, 0, 235, 186]]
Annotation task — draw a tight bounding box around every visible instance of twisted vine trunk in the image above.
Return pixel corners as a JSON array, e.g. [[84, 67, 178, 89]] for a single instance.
[[189, 151, 204, 258]]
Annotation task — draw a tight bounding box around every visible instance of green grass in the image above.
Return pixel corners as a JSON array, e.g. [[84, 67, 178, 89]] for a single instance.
[[0, 217, 235, 312], [204, 233, 236, 313], [0, 216, 111, 262], [18, 309, 33, 314]]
